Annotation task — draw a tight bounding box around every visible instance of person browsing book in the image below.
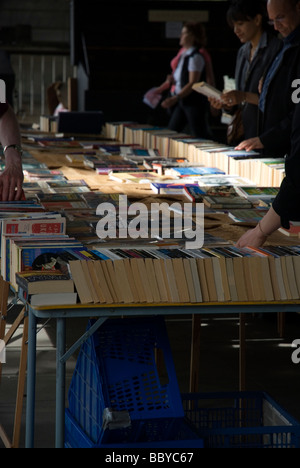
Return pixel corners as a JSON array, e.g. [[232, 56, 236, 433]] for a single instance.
[[235, 0, 300, 157], [209, 0, 281, 145], [236, 100, 300, 248], [155, 25, 216, 97], [0, 103, 23, 201], [160, 22, 212, 138]]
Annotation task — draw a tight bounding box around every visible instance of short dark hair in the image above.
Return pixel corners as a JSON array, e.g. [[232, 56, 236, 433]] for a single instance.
[[227, 0, 269, 28]]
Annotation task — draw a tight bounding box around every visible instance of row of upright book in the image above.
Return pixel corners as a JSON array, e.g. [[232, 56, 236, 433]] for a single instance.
[[17, 244, 300, 306], [104, 121, 285, 188], [6, 199, 300, 305]]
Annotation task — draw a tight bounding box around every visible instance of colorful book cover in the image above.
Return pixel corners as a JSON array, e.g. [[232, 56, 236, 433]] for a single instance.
[[150, 182, 199, 194], [278, 222, 300, 236], [183, 185, 207, 201], [167, 167, 226, 177], [235, 186, 279, 198], [2, 217, 66, 236]]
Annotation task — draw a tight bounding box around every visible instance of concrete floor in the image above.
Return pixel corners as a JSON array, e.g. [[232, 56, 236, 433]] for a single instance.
[[1, 303, 300, 448]]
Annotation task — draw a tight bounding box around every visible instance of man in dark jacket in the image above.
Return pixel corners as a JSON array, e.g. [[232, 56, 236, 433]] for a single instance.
[[236, 0, 300, 157]]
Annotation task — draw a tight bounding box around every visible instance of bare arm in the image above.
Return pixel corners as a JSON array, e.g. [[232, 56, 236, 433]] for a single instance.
[[161, 70, 201, 109], [0, 105, 24, 201], [236, 206, 281, 248]]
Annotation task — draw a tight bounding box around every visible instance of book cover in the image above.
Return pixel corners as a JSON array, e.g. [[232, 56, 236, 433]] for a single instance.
[[19, 244, 83, 272], [121, 147, 161, 159], [222, 150, 261, 159], [227, 208, 267, 223], [165, 167, 226, 178], [202, 194, 252, 209], [235, 186, 279, 199], [278, 221, 300, 237], [2, 217, 66, 236], [150, 182, 199, 195], [183, 185, 207, 202], [197, 175, 253, 187]]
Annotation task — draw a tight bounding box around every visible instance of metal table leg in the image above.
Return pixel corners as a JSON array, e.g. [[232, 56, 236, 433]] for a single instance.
[[56, 317, 66, 448], [25, 309, 37, 448]]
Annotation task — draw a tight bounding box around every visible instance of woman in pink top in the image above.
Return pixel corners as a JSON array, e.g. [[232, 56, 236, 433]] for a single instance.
[[159, 22, 213, 138]]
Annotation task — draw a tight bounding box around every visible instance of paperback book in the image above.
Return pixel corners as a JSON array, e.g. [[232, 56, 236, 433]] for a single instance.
[[278, 221, 300, 237], [235, 186, 279, 199], [15, 270, 74, 295], [228, 208, 268, 223], [165, 167, 226, 178], [192, 81, 223, 100]]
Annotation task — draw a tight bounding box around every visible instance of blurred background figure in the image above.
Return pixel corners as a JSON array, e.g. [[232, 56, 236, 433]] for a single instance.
[[0, 50, 16, 108], [144, 22, 215, 132], [46, 81, 68, 116], [159, 22, 213, 138]]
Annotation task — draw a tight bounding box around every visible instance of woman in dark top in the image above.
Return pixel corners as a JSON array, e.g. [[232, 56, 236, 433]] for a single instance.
[[236, 101, 300, 248], [209, 0, 281, 144]]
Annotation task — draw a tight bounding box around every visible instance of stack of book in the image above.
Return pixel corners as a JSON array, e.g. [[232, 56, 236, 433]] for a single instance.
[[0, 214, 83, 288], [34, 192, 88, 212], [44, 180, 91, 193], [16, 270, 77, 306]]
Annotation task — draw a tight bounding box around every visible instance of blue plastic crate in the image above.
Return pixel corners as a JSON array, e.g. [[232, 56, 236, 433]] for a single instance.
[[68, 317, 185, 445], [182, 391, 300, 448], [65, 409, 204, 448]]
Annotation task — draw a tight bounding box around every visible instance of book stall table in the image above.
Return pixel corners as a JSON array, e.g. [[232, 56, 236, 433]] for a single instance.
[[14, 124, 300, 447], [24, 299, 300, 448]]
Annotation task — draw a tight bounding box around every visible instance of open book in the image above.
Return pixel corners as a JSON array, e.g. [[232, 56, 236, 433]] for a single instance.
[[192, 81, 223, 100]]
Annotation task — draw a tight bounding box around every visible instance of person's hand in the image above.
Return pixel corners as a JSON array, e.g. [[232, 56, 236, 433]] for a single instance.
[[221, 90, 245, 107], [235, 137, 264, 151], [236, 225, 267, 248], [0, 150, 24, 201], [208, 96, 224, 110], [161, 96, 178, 109]]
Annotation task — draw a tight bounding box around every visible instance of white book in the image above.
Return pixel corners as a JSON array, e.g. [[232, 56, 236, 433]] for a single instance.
[[192, 81, 223, 100], [30, 292, 77, 306]]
